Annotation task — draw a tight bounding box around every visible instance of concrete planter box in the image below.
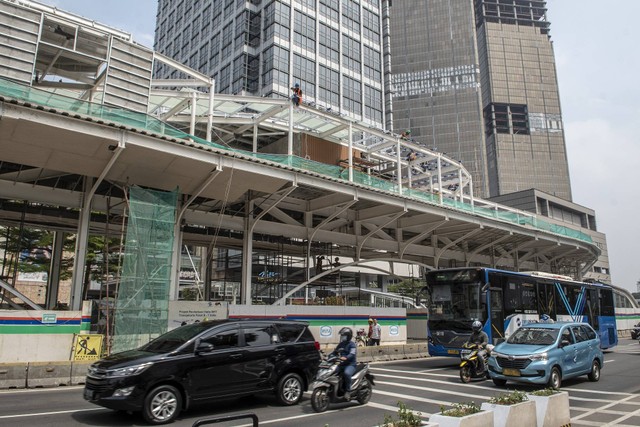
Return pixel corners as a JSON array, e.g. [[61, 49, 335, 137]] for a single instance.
[[429, 410, 493, 427], [481, 400, 536, 427], [526, 392, 570, 427]]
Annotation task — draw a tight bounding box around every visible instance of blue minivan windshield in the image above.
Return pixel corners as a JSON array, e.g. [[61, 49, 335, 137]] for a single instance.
[[507, 327, 558, 345], [140, 321, 227, 353]]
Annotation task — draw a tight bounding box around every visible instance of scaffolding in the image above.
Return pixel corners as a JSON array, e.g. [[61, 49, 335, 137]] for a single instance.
[[112, 187, 178, 353]]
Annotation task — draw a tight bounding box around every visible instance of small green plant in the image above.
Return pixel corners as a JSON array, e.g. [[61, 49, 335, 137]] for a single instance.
[[488, 389, 528, 405], [382, 401, 423, 426], [439, 401, 482, 417], [530, 387, 560, 396]]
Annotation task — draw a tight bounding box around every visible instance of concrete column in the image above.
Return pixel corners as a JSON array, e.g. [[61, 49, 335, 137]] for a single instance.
[[241, 194, 255, 305], [169, 219, 183, 301], [46, 231, 65, 309], [70, 177, 93, 311]]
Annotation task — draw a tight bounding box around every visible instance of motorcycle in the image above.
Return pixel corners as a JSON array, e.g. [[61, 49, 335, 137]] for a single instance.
[[355, 328, 369, 347], [459, 342, 493, 383], [310, 355, 375, 412], [631, 323, 640, 341]]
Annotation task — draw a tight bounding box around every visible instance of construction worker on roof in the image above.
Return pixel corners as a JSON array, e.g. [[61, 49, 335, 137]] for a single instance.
[[291, 83, 302, 106]]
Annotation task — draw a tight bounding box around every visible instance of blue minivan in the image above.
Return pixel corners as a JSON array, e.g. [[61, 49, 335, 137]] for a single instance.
[[487, 322, 603, 389]]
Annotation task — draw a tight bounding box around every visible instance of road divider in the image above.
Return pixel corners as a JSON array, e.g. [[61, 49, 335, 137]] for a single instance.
[[1, 343, 430, 389], [27, 361, 71, 388], [0, 363, 27, 388]]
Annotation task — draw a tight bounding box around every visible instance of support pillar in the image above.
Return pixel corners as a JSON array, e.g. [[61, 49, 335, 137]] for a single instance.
[[169, 218, 184, 301], [70, 177, 93, 311], [46, 231, 65, 309], [241, 194, 255, 305]]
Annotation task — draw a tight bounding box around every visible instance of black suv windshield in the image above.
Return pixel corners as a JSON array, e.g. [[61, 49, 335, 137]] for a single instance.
[[140, 321, 227, 353], [507, 328, 558, 345]]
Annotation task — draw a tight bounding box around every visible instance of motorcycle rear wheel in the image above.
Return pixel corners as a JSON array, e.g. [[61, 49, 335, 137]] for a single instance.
[[357, 378, 372, 404], [460, 365, 472, 383], [311, 387, 330, 413]]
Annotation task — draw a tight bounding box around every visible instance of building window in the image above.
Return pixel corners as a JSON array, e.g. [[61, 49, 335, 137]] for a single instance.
[[320, 0, 339, 21], [342, 0, 361, 33], [294, 11, 316, 53], [319, 23, 339, 63], [343, 75, 362, 115], [483, 103, 530, 135], [293, 54, 316, 98], [342, 34, 361, 73], [363, 45, 381, 81], [364, 84, 382, 122], [362, 8, 379, 43], [319, 65, 339, 108]]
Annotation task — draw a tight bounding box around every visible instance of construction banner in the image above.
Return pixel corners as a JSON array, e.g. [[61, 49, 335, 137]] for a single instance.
[[73, 334, 104, 361]]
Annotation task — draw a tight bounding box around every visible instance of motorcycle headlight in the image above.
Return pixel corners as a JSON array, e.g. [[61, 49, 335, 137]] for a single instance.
[[529, 352, 548, 361], [105, 362, 153, 378]]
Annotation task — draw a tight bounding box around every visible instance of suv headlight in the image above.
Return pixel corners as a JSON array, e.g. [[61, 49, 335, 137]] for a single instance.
[[106, 362, 153, 378], [529, 352, 548, 361]]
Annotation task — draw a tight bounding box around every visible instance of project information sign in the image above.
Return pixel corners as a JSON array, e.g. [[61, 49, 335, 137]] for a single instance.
[[168, 301, 228, 330]]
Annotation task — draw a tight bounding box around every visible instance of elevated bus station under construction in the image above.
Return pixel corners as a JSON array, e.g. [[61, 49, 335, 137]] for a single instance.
[[0, 0, 628, 357]]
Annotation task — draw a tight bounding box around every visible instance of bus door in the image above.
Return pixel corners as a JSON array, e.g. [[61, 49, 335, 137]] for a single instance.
[[586, 289, 599, 330], [489, 288, 505, 344]]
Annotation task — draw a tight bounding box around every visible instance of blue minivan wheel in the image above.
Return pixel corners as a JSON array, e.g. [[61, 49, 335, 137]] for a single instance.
[[588, 360, 601, 382]]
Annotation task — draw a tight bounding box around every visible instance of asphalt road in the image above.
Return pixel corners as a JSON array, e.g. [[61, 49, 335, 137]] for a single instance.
[[2, 339, 640, 427]]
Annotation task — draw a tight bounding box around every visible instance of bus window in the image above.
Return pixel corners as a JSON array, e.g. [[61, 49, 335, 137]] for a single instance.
[[537, 282, 555, 319], [555, 284, 571, 316], [503, 278, 537, 316], [521, 282, 537, 313], [586, 289, 599, 328], [600, 289, 615, 317]]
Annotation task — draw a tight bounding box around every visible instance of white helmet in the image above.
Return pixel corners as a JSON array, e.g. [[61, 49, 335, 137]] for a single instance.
[[471, 320, 482, 332]]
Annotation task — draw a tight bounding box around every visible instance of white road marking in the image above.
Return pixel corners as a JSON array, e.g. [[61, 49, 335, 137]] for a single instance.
[[571, 394, 640, 423], [0, 408, 103, 419], [0, 385, 84, 394]]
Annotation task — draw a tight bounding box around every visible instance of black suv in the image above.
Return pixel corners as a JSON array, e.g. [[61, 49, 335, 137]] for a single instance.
[[84, 319, 321, 424]]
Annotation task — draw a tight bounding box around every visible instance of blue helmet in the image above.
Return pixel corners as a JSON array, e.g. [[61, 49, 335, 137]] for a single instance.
[[294, 83, 300, 88], [541, 314, 550, 322]]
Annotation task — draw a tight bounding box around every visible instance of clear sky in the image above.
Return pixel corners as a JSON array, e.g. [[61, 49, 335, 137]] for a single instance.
[[45, 0, 640, 292]]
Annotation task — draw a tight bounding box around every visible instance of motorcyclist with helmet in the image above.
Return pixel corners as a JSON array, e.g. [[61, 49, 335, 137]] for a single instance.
[[329, 327, 357, 399], [467, 320, 489, 372]]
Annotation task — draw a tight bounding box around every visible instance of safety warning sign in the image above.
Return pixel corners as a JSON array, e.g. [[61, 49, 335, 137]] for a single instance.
[[73, 334, 104, 361]]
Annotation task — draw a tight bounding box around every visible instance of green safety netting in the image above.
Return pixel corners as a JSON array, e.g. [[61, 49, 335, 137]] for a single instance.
[[0, 77, 592, 245], [112, 187, 178, 353]]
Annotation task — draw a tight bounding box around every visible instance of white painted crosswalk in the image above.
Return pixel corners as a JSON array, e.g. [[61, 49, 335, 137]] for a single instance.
[[367, 362, 640, 427]]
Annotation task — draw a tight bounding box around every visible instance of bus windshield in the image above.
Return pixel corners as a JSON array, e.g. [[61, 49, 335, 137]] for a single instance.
[[427, 282, 484, 322]]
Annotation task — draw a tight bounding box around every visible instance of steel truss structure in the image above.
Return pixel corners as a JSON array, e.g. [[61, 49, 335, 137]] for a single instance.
[[0, 0, 599, 310]]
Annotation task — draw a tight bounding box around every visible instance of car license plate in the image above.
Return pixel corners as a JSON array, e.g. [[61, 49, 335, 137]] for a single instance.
[[503, 368, 520, 377], [447, 349, 459, 355], [83, 389, 95, 400]]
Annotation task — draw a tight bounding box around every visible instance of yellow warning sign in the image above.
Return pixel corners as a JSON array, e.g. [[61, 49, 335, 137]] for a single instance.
[[73, 334, 104, 361]]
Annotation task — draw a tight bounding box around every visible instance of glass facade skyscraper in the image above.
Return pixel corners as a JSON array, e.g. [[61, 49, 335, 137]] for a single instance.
[[153, 0, 391, 129], [389, 0, 488, 198], [390, 0, 572, 201]]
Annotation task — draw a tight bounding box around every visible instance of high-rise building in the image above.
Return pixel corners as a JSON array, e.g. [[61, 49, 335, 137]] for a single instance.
[[153, 0, 392, 129], [390, 0, 572, 201]]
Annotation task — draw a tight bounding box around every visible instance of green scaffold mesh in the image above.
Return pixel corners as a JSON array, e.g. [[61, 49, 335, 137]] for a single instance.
[[111, 187, 178, 353]]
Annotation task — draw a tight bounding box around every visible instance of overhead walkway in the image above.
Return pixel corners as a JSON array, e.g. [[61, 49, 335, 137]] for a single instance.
[[0, 0, 600, 319]]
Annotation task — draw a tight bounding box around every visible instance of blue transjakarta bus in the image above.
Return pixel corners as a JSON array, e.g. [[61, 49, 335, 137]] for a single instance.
[[423, 267, 617, 357]]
